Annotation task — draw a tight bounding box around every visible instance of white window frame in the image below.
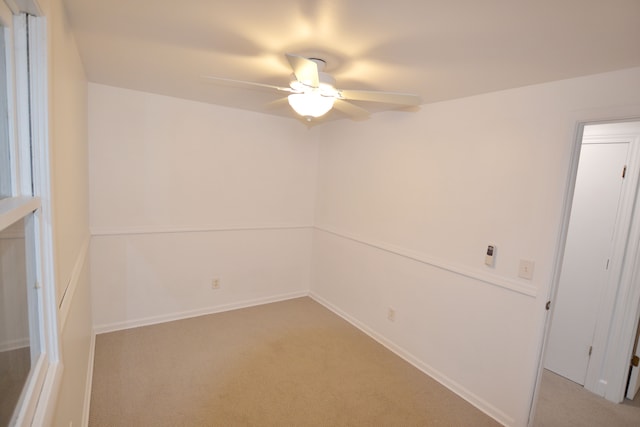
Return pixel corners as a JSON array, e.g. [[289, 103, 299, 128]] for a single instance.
[[0, 1, 60, 425]]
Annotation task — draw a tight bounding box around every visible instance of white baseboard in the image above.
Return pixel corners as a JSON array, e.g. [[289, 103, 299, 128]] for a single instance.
[[94, 290, 309, 334], [309, 291, 514, 427], [82, 331, 96, 427]]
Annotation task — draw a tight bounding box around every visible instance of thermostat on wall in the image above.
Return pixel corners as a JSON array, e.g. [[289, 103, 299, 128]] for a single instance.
[[485, 245, 496, 267]]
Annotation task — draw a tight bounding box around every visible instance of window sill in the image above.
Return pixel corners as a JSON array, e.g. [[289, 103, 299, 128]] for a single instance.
[[0, 196, 40, 230]]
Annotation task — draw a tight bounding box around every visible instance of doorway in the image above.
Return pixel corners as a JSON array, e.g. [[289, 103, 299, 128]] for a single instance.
[[544, 134, 630, 388], [541, 120, 640, 406]]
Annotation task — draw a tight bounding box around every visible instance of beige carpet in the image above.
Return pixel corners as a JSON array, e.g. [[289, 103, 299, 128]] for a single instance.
[[89, 297, 500, 426], [533, 369, 640, 426]]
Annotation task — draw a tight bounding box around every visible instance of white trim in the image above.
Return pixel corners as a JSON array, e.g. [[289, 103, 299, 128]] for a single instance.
[[24, 205, 42, 373], [94, 290, 309, 334], [0, 196, 39, 229], [309, 292, 514, 427], [27, 12, 63, 425], [1, 5, 20, 197], [27, 11, 58, 359], [90, 224, 313, 236], [31, 360, 63, 427], [9, 353, 48, 426], [314, 225, 538, 298], [527, 124, 585, 426], [82, 331, 96, 427], [58, 235, 90, 329], [583, 134, 640, 145], [12, 12, 31, 196], [604, 224, 640, 400], [90, 220, 542, 298]]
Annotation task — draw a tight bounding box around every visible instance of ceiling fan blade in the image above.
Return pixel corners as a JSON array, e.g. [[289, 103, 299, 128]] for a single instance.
[[285, 53, 319, 88], [339, 89, 421, 106], [202, 76, 293, 93], [264, 97, 290, 110], [333, 99, 370, 120]]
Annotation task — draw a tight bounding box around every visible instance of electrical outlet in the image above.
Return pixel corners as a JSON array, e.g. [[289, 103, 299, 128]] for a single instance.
[[387, 307, 396, 322], [211, 278, 220, 289]]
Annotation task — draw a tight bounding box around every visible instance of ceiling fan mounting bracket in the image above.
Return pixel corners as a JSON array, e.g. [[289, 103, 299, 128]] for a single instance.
[[308, 58, 327, 71]]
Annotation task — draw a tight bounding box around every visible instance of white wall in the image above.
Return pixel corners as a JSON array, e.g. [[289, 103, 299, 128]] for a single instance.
[[88, 85, 319, 330], [311, 68, 640, 426], [47, 0, 90, 305], [91, 227, 313, 331], [43, 0, 93, 425]]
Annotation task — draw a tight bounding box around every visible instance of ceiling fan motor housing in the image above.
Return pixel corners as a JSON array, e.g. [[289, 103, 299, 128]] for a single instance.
[[290, 71, 337, 96]]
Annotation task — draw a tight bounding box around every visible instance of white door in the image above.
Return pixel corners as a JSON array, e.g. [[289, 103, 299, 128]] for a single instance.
[[545, 141, 629, 385]]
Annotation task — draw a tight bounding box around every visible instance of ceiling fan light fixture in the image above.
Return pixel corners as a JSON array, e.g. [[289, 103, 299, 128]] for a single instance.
[[204, 53, 420, 122], [288, 92, 335, 120]]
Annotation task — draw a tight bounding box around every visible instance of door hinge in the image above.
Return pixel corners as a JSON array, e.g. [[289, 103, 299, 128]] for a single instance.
[[633, 355, 639, 367], [622, 165, 627, 178], [589, 346, 593, 357], [34, 281, 41, 289], [545, 301, 551, 311]]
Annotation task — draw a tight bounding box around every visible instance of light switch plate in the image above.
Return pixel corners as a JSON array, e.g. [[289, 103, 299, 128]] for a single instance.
[[518, 259, 535, 280]]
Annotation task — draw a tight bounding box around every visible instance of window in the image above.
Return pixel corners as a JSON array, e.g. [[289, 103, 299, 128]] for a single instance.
[[0, 26, 10, 199], [0, 217, 36, 426], [0, 2, 57, 425]]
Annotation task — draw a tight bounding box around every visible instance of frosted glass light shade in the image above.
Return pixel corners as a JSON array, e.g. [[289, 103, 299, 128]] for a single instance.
[[288, 92, 335, 118]]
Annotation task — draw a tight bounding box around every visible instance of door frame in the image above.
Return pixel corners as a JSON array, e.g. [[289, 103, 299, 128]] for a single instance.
[[598, 123, 640, 400], [544, 135, 635, 389], [580, 125, 640, 396], [528, 117, 640, 426]]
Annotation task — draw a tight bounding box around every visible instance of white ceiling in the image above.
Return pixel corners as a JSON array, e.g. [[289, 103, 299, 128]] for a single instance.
[[61, 0, 640, 122]]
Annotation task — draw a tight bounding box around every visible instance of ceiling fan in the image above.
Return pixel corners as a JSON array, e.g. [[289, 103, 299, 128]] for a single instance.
[[203, 53, 422, 121]]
